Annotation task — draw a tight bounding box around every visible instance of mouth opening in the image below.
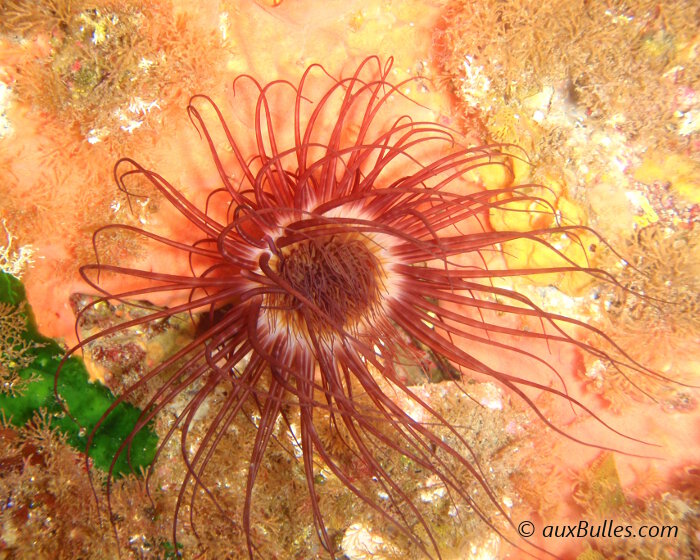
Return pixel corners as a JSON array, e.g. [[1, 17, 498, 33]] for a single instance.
[[265, 228, 389, 339]]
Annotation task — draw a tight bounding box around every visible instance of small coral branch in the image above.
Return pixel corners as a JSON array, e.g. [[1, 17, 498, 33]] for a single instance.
[[0, 219, 34, 279], [0, 301, 40, 396]]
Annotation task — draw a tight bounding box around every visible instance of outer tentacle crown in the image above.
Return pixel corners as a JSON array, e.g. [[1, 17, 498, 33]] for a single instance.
[[62, 57, 661, 559]]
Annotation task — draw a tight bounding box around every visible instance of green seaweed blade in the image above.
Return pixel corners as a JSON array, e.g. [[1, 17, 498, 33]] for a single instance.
[[0, 271, 157, 476]]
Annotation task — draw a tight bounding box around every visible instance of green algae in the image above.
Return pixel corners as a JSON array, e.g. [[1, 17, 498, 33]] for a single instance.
[[0, 271, 157, 476]]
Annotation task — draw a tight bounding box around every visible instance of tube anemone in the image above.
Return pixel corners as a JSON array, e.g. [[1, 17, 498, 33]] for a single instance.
[[59, 57, 665, 558]]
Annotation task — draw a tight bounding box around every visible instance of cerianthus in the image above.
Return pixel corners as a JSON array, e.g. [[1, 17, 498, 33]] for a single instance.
[[60, 57, 663, 558]]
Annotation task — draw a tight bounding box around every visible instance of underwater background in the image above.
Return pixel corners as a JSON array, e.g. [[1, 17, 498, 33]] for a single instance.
[[0, 1, 698, 558]]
